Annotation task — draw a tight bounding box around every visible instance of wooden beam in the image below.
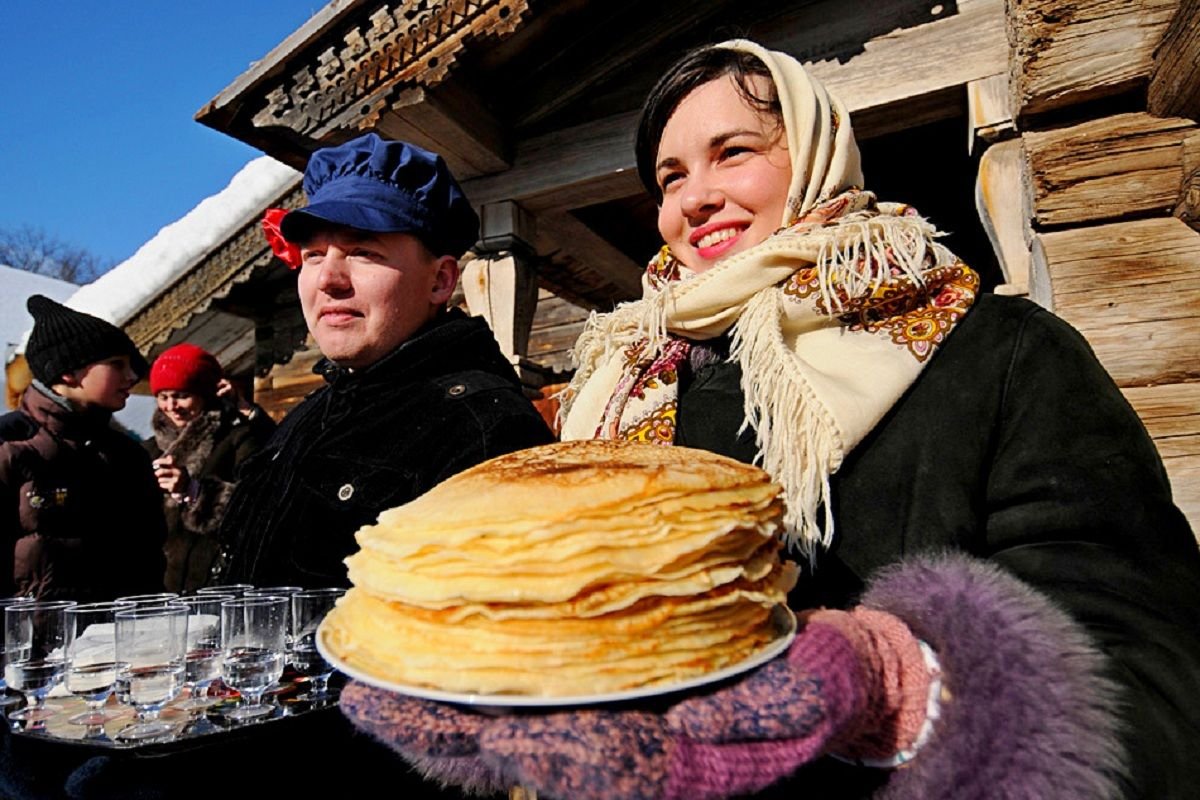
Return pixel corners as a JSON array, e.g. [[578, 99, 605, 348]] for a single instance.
[[1031, 217, 1200, 387], [1023, 112, 1197, 229], [461, 111, 641, 212], [975, 139, 1031, 294], [372, 83, 510, 180], [1122, 380, 1200, 535], [535, 211, 644, 300], [463, 0, 1006, 213], [800, 0, 1007, 139], [1148, 0, 1200, 120], [1008, 0, 1177, 120], [1177, 133, 1200, 232]]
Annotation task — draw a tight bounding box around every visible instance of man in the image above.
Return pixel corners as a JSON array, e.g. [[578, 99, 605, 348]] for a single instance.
[[217, 132, 553, 588], [0, 295, 165, 602]]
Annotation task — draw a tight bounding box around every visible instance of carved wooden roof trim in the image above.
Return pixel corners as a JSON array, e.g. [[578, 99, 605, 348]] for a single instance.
[[124, 184, 305, 350], [250, 0, 530, 139]]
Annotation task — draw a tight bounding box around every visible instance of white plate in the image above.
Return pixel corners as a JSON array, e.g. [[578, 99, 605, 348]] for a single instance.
[[317, 604, 796, 709]]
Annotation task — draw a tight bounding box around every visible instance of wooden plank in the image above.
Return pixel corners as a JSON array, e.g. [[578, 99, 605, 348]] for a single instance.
[[1148, 0, 1200, 120], [975, 139, 1031, 291], [1024, 113, 1196, 228], [1033, 218, 1200, 386], [1177, 133, 1200, 232], [531, 292, 589, 330], [463, 0, 1005, 213], [1123, 381, 1200, 535], [1008, 0, 1178, 119]]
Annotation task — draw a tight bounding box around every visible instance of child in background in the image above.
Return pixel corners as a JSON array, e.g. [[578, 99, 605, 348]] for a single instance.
[[0, 295, 165, 601]]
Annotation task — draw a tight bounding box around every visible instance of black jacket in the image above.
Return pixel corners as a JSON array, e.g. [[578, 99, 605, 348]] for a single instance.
[[219, 308, 555, 588], [0, 383, 166, 602], [677, 293, 1200, 799], [144, 404, 275, 593]]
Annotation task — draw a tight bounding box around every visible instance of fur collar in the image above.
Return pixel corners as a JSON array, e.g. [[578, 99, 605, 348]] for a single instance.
[[151, 408, 228, 478]]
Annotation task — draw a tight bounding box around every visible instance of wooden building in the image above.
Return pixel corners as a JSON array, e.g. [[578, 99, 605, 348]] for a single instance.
[[182, 0, 1196, 529]]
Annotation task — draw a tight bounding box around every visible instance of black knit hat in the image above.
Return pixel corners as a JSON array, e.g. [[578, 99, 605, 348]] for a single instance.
[[24, 294, 149, 385]]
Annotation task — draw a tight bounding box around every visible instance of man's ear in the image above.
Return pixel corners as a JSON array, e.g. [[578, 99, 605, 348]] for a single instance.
[[430, 256, 460, 305]]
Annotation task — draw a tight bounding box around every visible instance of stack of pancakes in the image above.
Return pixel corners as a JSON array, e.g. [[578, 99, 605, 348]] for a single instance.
[[322, 440, 797, 696]]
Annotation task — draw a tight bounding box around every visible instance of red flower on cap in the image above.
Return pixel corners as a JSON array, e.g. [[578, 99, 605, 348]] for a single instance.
[[262, 208, 303, 269]]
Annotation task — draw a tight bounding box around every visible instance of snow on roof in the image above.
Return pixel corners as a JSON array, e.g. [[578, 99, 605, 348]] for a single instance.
[[1, 264, 77, 358], [64, 155, 299, 327]]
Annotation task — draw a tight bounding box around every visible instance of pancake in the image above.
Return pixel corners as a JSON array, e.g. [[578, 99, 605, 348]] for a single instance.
[[324, 440, 797, 696]]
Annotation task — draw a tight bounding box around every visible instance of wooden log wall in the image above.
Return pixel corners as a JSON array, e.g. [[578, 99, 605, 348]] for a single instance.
[[1000, 0, 1200, 533]]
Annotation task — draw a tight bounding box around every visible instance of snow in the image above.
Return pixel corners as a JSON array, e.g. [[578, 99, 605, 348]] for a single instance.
[[65, 155, 299, 325], [3, 155, 299, 437]]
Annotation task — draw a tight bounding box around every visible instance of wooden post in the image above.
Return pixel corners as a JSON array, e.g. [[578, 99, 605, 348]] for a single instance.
[[975, 139, 1030, 295], [461, 201, 542, 383], [461, 251, 540, 365]]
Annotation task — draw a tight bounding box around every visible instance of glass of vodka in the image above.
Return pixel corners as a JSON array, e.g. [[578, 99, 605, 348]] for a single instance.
[[220, 596, 286, 722], [64, 601, 136, 725], [175, 594, 233, 712], [0, 595, 34, 708], [3, 600, 75, 722], [290, 588, 345, 700], [114, 604, 188, 741]]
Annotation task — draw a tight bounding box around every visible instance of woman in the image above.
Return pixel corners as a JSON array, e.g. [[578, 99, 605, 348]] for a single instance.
[[341, 42, 1200, 799], [144, 343, 274, 592]]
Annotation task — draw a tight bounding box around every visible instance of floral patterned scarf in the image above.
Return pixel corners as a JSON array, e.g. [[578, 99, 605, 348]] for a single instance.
[[559, 42, 979, 556]]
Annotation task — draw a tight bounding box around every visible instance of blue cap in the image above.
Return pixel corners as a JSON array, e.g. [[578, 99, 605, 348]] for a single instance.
[[280, 133, 480, 258]]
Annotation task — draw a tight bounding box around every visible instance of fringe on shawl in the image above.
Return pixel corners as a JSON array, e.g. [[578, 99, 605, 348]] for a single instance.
[[731, 290, 840, 560], [808, 209, 950, 312], [742, 209, 954, 557], [557, 287, 673, 427]]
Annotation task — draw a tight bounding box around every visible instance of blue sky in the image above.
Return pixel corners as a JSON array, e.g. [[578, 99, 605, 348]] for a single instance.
[[1, 2, 324, 270]]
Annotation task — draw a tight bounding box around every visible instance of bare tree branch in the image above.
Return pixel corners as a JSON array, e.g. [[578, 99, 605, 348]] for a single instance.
[[0, 225, 112, 284]]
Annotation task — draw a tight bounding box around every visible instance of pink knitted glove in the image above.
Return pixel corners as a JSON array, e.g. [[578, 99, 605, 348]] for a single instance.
[[341, 609, 932, 800], [338, 682, 509, 796], [481, 609, 932, 799]]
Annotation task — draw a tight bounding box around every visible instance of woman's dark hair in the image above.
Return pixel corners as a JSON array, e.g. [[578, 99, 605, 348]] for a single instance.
[[635, 46, 782, 203]]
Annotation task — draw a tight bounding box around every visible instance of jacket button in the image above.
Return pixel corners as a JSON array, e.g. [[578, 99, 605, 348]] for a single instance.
[[447, 384, 466, 397], [337, 484, 354, 501]]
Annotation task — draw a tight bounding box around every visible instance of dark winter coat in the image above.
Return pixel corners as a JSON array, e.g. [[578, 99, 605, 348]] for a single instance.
[[0, 383, 166, 602], [218, 307, 555, 588], [144, 403, 275, 593], [676, 293, 1200, 799]]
